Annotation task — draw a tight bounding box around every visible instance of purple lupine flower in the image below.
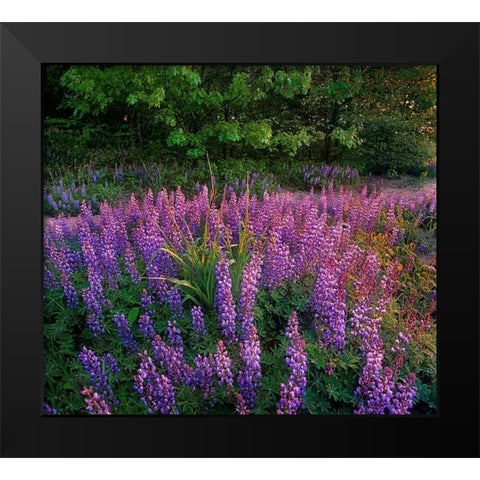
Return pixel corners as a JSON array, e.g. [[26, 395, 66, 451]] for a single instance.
[[77, 201, 96, 241], [166, 288, 185, 351], [78, 347, 118, 410], [167, 287, 184, 320], [277, 311, 308, 415], [353, 249, 381, 302], [141, 288, 156, 315], [138, 289, 156, 339], [124, 193, 141, 222], [113, 313, 138, 353], [215, 255, 238, 343], [78, 207, 106, 335], [43, 403, 59, 415], [147, 252, 172, 303], [237, 323, 262, 409], [384, 203, 397, 234], [192, 354, 216, 408], [139, 313, 155, 339], [47, 193, 58, 210], [389, 373, 417, 415], [191, 305, 206, 337], [151, 335, 193, 386], [350, 260, 387, 414], [293, 209, 327, 278], [376, 260, 402, 315], [81, 386, 111, 415], [81, 237, 106, 336], [222, 191, 241, 244], [44, 264, 59, 291], [365, 198, 382, 233], [214, 340, 234, 390], [355, 363, 395, 415], [167, 318, 184, 352], [351, 296, 387, 415], [262, 223, 291, 288], [173, 186, 190, 238], [238, 251, 263, 342], [351, 257, 409, 415], [47, 241, 78, 308], [102, 353, 120, 377], [207, 207, 225, 246], [234, 391, 250, 415], [310, 256, 347, 351], [124, 241, 141, 284], [99, 202, 121, 289], [355, 263, 417, 416], [133, 352, 178, 415]]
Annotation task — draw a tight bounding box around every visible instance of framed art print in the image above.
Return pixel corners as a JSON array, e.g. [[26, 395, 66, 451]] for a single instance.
[[1, 22, 479, 457]]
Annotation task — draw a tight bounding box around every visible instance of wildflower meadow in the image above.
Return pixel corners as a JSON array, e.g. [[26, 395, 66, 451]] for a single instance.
[[43, 180, 436, 415]]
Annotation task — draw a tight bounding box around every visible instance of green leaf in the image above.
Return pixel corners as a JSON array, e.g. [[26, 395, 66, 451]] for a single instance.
[[126, 93, 138, 105], [127, 307, 140, 325]]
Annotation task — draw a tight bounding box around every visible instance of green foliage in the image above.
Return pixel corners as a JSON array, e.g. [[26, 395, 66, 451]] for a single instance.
[[45, 64, 436, 178], [270, 127, 321, 157], [330, 126, 362, 150], [302, 340, 362, 414], [354, 114, 435, 177], [154, 185, 259, 311], [244, 121, 272, 148]]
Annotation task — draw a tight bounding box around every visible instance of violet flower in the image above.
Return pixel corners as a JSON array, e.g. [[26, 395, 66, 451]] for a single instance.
[[215, 255, 238, 343], [113, 313, 138, 353], [214, 340, 234, 390], [238, 251, 263, 341], [43, 403, 59, 415], [277, 312, 308, 415], [151, 335, 193, 386], [310, 257, 347, 351], [192, 354, 216, 408], [133, 352, 178, 415], [81, 386, 111, 415], [191, 305, 206, 337], [237, 323, 262, 409], [78, 347, 118, 411]]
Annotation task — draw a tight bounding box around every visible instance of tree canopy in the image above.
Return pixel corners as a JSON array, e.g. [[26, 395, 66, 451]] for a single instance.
[[44, 64, 436, 176]]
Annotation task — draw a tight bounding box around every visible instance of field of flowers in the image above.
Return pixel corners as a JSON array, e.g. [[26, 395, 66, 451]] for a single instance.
[[43, 180, 436, 415]]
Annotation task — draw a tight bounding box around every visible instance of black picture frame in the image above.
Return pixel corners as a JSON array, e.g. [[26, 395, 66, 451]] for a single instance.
[[1, 22, 478, 458]]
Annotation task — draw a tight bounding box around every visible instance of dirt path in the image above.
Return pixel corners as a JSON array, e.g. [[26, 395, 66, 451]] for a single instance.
[[379, 177, 436, 197], [286, 176, 436, 202]]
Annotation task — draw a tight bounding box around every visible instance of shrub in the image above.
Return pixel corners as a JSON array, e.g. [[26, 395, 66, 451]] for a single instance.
[[355, 114, 435, 177]]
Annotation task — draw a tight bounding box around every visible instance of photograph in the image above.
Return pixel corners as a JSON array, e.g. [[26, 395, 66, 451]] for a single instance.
[[42, 64, 437, 416], [1, 22, 478, 458]]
